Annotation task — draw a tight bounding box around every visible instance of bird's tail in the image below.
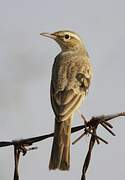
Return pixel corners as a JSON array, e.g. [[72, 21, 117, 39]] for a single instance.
[[49, 116, 72, 170]]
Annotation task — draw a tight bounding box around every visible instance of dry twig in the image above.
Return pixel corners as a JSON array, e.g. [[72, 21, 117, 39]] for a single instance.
[[78, 112, 125, 180], [0, 112, 124, 180]]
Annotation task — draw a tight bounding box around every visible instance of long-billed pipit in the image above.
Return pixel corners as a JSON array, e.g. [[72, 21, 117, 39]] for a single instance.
[[40, 30, 92, 170]]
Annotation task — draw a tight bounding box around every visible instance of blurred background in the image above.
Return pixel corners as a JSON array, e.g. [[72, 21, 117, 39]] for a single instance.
[[0, 0, 125, 180]]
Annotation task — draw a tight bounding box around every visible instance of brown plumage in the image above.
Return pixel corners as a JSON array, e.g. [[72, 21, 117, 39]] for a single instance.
[[40, 30, 92, 170]]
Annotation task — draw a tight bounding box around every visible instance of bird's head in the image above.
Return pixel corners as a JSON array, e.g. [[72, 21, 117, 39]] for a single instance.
[[40, 30, 84, 51]]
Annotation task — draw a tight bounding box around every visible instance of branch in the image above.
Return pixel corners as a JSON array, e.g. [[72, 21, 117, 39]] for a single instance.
[[0, 125, 85, 148], [79, 112, 125, 180], [0, 112, 124, 180], [0, 124, 85, 180]]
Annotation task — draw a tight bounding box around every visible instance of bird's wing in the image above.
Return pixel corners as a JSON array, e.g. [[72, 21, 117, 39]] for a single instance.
[[51, 82, 83, 121], [50, 56, 92, 122]]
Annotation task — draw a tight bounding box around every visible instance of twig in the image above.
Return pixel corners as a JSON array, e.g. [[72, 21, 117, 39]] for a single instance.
[[0, 125, 85, 180], [81, 129, 97, 180], [80, 112, 125, 180], [100, 122, 116, 136], [0, 112, 124, 180], [0, 125, 85, 148]]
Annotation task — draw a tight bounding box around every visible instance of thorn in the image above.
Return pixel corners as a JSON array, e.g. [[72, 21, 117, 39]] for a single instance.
[[27, 146, 38, 151], [100, 122, 116, 136], [87, 130, 108, 144], [72, 132, 86, 145], [102, 121, 113, 128]]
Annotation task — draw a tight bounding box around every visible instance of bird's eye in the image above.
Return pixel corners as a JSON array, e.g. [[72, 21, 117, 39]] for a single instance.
[[64, 34, 70, 39]]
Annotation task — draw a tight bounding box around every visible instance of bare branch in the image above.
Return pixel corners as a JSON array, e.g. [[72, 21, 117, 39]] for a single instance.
[[0, 112, 124, 180], [80, 112, 125, 180]]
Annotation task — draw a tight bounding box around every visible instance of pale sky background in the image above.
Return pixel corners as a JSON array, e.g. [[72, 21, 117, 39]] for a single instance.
[[0, 0, 125, 180]]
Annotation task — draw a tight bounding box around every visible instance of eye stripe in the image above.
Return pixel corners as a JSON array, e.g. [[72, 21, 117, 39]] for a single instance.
[[64, 32, 81, 41], [71, 34, 81, 41]]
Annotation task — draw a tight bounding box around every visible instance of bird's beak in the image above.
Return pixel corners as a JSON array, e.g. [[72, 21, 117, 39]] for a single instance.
[[40, 32, 56, 39]]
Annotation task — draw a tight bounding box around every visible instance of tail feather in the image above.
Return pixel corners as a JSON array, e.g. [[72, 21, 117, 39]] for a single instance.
[[49, 117, 71, 170]]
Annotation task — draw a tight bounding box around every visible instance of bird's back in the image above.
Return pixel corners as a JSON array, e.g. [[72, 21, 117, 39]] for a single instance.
[[51, 51, 92, 95]]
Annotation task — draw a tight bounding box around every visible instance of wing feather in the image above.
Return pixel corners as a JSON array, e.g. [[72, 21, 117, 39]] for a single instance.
[[51, 81, 84, 121]]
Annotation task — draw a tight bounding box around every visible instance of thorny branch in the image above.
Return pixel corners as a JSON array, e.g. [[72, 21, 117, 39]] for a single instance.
[[79, 112, 125, 180], [0, 112, 125, 180]]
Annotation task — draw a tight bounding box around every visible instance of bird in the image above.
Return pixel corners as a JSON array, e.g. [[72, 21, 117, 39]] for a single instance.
[[40, 30, 92, 170]]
